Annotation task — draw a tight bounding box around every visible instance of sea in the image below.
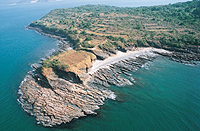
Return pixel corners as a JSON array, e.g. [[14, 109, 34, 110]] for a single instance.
[[0, 0, 199, 131]]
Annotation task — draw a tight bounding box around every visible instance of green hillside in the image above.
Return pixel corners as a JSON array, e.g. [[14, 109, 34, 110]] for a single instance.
[[29, 0, 200, 53]]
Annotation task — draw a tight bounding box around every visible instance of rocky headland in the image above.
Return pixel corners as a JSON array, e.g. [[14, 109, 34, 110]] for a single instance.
[[18, 2, 200, 127], [19, 34, 200, 127], [19, 41, 177, 127], [18, 45, 159, 127], [19, 22, 200, 128], [18, 39, 199, 127]]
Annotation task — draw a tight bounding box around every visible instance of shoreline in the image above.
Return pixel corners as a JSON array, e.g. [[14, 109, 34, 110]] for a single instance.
[[88, 47, 171, 74], [27, 25, 74, 68], [27, 25, 200, 67], [18, 25, 200, 127], [18, 44, 161, 127], [17, 2, 200, 127], [27, 26, 73, 55]]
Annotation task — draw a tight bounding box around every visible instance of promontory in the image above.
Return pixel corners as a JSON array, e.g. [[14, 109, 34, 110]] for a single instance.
[[18, 1, 200, 127]]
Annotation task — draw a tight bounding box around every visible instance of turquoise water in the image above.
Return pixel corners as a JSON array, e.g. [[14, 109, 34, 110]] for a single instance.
[[63, 58, 200, 131], [0, 1, 199, 131]]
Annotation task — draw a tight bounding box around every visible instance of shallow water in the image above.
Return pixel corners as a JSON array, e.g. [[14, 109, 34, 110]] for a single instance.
[[0, 1, 199, 131]]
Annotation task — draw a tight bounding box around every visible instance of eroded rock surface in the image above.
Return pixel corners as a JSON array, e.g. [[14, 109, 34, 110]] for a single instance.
[[18, 70, 115, 127], [18, 54, 156, 127], [19, 47, 200, 127], [90, 55, 155, 87], [154, 51, 200, 65]]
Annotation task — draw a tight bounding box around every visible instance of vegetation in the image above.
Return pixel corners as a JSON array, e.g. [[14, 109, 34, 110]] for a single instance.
[[80, 42, 95, 48], [98, 42, 116, 54], [30, 0, 200, 53], [40, 50, 96, 76], [42, 59, 69, 70]]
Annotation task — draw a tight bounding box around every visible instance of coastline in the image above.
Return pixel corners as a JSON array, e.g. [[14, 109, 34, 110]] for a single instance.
[[18, 35, 164, 127], [27, 25, 200, 68], [88, 47, 171, 74], [0, 1, 199, 130], [27, 26, 73, 55], [18, 25, 200, 127]]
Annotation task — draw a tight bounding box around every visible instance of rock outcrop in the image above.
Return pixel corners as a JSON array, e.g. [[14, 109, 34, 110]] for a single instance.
[[154, 51, 200, 65], [18, 51, 157, 127], [90, 55, 155, 87], [18, 68, 115, 127], [20, 4, 200, 126]]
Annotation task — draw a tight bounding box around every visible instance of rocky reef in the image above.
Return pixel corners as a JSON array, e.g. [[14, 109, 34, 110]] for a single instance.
[[90, 55, 156, 87], [18, 49, 158, 127], [154, 51, 200, 65], [18, 68, 115, 127]]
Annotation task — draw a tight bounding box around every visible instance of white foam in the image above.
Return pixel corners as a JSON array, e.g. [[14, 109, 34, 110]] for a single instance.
[[108, 92, 117, 100]]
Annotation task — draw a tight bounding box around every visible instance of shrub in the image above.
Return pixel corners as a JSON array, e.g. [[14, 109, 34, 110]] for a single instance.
[[137, 39, 146, 47], [98, 42, 115, 52], [85, 37, 93, 41], [81, 42, 95, 48], [42, 59, 69, 70]]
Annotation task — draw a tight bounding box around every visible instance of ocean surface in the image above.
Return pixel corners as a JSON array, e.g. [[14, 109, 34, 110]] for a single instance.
[[0, 0, 199, 131]]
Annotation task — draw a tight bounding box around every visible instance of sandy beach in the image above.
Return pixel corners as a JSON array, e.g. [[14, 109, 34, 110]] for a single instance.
[[88, 47, 171, 74]]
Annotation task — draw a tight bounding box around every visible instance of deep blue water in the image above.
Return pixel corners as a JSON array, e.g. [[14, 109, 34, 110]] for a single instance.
[[0, 0, 199, 131]]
